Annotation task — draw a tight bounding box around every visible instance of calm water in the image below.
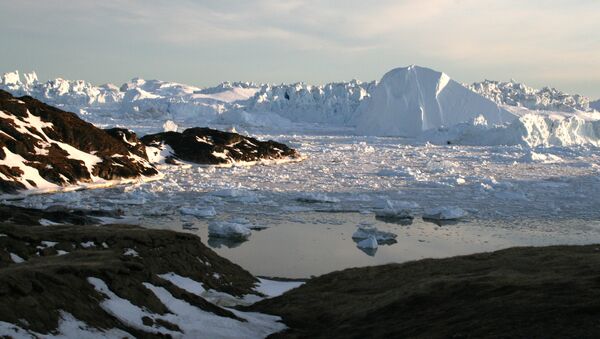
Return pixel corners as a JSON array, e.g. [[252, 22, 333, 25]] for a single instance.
[[139, 211, 600, 279]]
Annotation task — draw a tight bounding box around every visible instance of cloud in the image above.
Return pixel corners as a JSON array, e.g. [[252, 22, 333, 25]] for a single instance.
[[1, 0, 599, 95]]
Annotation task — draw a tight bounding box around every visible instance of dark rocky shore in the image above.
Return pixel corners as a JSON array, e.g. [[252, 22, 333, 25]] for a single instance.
[[0, 90, 158, 193], [253, 244, 600, 339], [141, 127, 301, 165]]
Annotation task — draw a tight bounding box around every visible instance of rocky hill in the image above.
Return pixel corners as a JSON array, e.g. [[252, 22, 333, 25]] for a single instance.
[[0, 90, 159, 194], [142, 127, 301, 165], [254, 245, 600, 338]]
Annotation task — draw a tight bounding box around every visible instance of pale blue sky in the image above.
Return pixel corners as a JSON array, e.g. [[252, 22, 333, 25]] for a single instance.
[[1, 0, 598, 97]]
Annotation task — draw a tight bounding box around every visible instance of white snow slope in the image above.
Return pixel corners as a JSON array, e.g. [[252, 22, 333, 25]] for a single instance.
[[354, 65, 516, 137]]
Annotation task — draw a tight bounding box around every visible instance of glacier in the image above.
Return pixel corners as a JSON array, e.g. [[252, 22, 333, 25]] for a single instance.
[[1, 67, 599, 147], [469, 79, 593, 113]]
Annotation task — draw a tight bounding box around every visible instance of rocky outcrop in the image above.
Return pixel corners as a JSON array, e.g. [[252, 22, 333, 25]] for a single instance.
[[254, 245, 600, 338], [0, 90, 159, 194], [0, 222, 266, 337], [141, 127, 301, 165]]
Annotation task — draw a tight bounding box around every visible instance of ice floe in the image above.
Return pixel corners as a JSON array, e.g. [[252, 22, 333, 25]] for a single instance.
[[423, 206, 468, 221]]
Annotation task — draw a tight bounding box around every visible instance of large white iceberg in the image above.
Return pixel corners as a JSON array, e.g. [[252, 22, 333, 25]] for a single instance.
[[354, 65, 516, 137]]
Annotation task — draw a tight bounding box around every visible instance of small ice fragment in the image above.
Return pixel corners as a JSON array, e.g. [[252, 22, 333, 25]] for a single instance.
[[296, 192, 340, 203], [352, 224, 397, 243], [208, 221, 251, 239], [179, 206, 217, 218], [357, 235, 378, 249], [423, 206, 467, 220]]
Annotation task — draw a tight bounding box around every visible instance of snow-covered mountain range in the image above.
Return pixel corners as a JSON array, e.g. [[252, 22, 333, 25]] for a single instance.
[[1, 67, 599, 147]]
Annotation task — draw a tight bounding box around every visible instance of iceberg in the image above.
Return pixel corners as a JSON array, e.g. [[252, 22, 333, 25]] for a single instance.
[[354, 65, 516, 137]]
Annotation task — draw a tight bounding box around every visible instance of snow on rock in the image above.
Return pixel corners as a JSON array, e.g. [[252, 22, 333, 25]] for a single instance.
[[9, 252, 25, 263], [423, 206, 467, 220], [254, 278, 304, 298], [0, 311, 133, 338], [123, 248, 139, 257], [0, 90, 160, 195], [354, 65, 516, 137], [469, 79, 592, 113], [208, 221, 252, 239], [89, 277, 286, 338], [141, 127, 301, 166]]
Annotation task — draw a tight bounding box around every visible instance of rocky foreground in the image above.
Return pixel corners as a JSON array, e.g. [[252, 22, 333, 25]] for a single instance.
[[0, 206, 295, 338], [2, 204, 600, 338], [253, 245, 600, 338]]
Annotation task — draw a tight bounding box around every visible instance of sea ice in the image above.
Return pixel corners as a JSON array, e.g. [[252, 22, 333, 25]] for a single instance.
[[352, 224, 397, 243], [423, 206, 467, 220], [208, 221, 252, 239], [356, 235, 378, 249], [179, 206, 217, 218]]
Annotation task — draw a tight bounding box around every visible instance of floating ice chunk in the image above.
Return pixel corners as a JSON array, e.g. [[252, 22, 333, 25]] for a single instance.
[[357, 235, 378, 249], [163, 120, 178, 132], [296, 192, 340, 203], [423, 206, 467, 220], [352, 224, 397, 243], [209, 189, 260, 203], [229, 217, 268, 230], [179, 206, 217, 218], [520, 151, 563, 164], [208, 221, 251, 239], [57, 250, 69, 256], [374, 200, 416, 219]]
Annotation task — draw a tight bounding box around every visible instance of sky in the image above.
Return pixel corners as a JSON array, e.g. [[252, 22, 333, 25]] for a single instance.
[[0, 0, 599, 98]]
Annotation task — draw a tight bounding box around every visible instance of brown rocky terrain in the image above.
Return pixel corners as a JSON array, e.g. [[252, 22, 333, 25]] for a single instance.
[[0, 221, 262, 337], [253, 245, 600, 339]]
